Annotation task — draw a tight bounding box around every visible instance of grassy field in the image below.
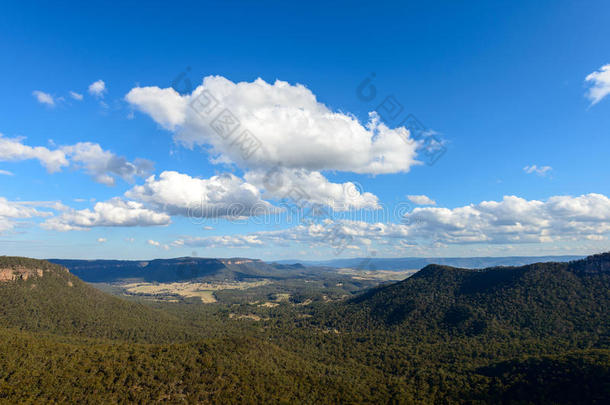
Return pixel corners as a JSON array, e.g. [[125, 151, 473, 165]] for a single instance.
[[122, 280, 272, 303]]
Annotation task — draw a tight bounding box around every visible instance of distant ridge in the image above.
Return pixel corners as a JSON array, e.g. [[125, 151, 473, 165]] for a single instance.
[[49, 257, 313, 283], [278, 255, 585, 270], [47, 255, 589, 283]]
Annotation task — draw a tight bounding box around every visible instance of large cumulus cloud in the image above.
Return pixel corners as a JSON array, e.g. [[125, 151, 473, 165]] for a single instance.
[[126, 76, 419, 174]]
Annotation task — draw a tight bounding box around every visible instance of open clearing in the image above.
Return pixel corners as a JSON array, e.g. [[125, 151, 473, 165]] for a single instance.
[[337, 268, 418, 281], [123, 280, 271, 303]]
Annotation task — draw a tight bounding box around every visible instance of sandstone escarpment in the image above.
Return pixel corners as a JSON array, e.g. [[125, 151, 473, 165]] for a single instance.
[[0, 267, 44, 282]]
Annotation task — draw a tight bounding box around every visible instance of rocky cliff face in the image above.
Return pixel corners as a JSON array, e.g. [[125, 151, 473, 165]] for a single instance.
[[0, 266, 44, 282], [220, 258, 259, 265]]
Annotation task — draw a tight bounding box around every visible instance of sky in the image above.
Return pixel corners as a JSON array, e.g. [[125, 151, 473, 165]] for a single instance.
[[1, 0, 609, 260]]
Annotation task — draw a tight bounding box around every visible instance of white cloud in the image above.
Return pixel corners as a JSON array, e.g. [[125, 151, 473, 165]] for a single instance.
[[404, 193, 610, 244], [585, 64, 610, 105], [245, 168, 379, 211], [0, 169, 13, 176], [407, 195, 436, 205], [32, 90, 55, 107], [0, 197, 54, 233], [0, 134, 152, 185], [0, 134, 68, 172], [175, 220, 410, 251], [173, 193, 610, 251], [125, 170, 276, 218], [125, 86, 186, 130], [174, 234, 264, 248], [523, 165, 552, 177], [39, 169, 280, 231], [61, 142, 154, 186], [69, 91, 83, 101], [97, 237, 107, 243], [42, 198, 171, 231], [125, 76, 419, 175], [147, 239, 170, 250], [88, 80, 106, 98]]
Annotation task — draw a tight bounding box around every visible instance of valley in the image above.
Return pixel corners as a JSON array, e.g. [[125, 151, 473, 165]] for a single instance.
[[3, 4, 609, 403], [1, 254, 609, 403]]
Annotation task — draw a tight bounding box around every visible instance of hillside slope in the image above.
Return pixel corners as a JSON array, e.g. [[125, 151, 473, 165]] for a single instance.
[[1, 255, 610, 403], [0, 257, 198, 342], [335, 253, 610, 339], [0, 327, 405, 404]]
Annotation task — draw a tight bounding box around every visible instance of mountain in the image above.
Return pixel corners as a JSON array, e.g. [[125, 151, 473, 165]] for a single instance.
[[2, 254, 610, 403], [0, 257, 403, 403], [336, 253, 610, 339], [0, 256, 197, 342], [49, 257, 312, 283], [279, 255, 584, 270]]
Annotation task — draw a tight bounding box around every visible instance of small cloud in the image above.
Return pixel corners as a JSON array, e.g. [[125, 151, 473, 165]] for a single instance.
[[69, 91, 83, 101], [585, 64, 610, 105], [523, 165, 552, 177], [0, 169, 13, 176], [203, 226, 214, 230], [88, 80, 106, 98], [147, 239, 169, 249], [125, 237, 135, 243], [407, 195, 436, 205], [32, 90, 55, 106], [97, 237, 107, 243]]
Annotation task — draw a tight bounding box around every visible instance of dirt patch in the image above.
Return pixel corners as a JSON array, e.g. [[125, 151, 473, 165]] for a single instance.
[[229, 313, 264, 321], [272, 293, 291, 302], [258, 302, 279, 308], [337, 268, 417, 281]]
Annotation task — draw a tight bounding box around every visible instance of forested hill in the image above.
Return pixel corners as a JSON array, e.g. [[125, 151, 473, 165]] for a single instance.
[[1, 255, 609, 402], [0, 256, 198, 342], [333, 252, 610, 338], [567, 252, 610, 273]]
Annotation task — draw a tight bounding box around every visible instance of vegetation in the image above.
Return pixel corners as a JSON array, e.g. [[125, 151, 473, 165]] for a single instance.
[[0, 257, 199, 343], [1, 254, 609, 403]]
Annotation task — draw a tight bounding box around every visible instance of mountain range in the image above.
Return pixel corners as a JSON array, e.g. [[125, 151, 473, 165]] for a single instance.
[[48, 255, 585, 284], [1, 253, 609, 403], [49, 257, 310, 283]]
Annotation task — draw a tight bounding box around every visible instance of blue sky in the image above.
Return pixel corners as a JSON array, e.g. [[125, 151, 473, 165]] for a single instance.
[[1, 0, 609, 260]]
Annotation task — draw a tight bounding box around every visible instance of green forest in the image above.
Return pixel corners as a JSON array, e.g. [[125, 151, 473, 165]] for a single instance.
[[1, 254, 609, 403]]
